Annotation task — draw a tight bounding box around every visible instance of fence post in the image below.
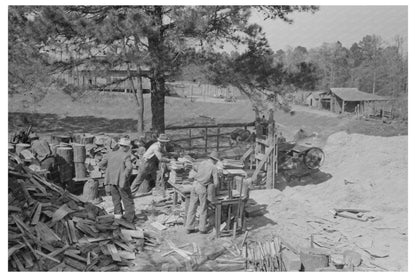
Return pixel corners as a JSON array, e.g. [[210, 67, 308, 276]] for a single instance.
[[188, 129, 192, 149], [216, 127, 220, 152]]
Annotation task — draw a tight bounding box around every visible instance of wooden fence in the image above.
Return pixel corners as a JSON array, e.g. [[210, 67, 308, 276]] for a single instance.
[[165, 122, 255, 153]]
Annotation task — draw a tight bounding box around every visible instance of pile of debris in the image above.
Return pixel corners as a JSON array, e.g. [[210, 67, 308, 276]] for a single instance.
[[8, 154, 159, 272]]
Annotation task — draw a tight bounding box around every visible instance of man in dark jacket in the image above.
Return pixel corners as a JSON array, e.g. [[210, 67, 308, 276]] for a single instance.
[[99, 138, 135, 222]]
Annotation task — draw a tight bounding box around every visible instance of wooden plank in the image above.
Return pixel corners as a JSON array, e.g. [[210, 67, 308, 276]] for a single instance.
[[255, 153, 265, 161], [51, 204, 72, 222], [64, 251, 87, 263], [120, 229, 144, 239], [67, 220, 78, 243], [113, 240, 135, 252], [151, 222, 167, 231], [113, 218, 136, 230], [64, 257, 86, 271], [31, 202, 42, 225], [63, 221, 72, 244], [252, 146, 274, 182], [107, 244, 122, 262], [47, 245, 70, 258], [240, 146, 254, 162], [118, 251, 136, 260], [21, 251, 34, 268], [35, 250, 61, 263], [8, 244, 25, 258], [29, 177, 48, 194], [36, 222, 61, 243], [12, 254, 26, 271], [48, 262, 66, 272]]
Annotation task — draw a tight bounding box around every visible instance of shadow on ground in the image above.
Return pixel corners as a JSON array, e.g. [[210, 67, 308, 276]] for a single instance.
[[244, 199, 277, 232], [9, 112, 138, 134], [276, 170, 333, 191]]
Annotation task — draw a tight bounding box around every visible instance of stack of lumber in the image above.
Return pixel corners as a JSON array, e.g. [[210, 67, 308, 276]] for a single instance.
[[222, 159, 244, 169], [8, 157, 157, 272], [168, 160, 192, 185]]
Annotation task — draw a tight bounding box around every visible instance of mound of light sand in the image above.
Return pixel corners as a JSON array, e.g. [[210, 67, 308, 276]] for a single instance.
[[249, 132, 408, 271]]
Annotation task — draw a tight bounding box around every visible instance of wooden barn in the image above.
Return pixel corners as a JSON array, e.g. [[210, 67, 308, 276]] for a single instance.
[[322, 88, 390, 116], [305, 91, 326, 108], [63, 64, 152, 93]]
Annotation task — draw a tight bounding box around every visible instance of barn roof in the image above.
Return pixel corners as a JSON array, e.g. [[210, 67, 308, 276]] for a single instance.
[[329, 88, 389, 102], [309, 91, 326, 99]]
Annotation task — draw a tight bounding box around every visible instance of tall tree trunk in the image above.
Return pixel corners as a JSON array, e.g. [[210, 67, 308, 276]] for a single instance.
[[130, 76, 144, 136], [126, 64, 144, 137], [150, 76, 166, 134], [372, 70, 376, 94]]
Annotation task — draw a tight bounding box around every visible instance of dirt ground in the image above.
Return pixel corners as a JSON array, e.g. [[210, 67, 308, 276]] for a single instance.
[[248, 132, 408, 271], [8, 90, 408, 271]]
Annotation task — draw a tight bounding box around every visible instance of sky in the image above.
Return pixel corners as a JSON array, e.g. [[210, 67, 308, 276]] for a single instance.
[[250, 5, 408, 51]]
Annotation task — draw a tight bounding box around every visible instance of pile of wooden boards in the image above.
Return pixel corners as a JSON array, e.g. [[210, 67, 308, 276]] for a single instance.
[[8, 157, 158, 272], [243, 237, 285, 271]]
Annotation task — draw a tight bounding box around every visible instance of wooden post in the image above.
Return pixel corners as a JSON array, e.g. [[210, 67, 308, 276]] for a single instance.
[[216, 127, 220, 152], [188, 129, 192, 149], [266, 110, 275, 189], [342, 100, 345, 113], [204, 127, 208, 153]]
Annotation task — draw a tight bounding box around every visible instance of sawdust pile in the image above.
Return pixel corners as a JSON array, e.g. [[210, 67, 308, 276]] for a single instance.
[[249, 132, 408, 271]]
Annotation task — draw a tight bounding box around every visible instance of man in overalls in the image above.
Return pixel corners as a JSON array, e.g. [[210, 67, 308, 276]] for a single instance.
[[185, 151, 220, 234]]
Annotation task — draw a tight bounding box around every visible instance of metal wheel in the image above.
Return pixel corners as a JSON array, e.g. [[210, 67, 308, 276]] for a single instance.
[[303, 147, 325, 169]]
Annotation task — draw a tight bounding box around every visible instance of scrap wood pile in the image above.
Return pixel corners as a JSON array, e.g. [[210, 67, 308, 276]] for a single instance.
[[8, 155, 159, 272], [243, 237, 286, 271]]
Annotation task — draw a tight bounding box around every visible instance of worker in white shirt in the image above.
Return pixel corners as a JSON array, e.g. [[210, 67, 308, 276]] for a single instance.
[[130, 134, 171, 194]]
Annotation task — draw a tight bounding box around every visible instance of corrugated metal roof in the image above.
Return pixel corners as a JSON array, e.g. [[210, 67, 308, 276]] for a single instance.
[[330, 88, 389, 102]]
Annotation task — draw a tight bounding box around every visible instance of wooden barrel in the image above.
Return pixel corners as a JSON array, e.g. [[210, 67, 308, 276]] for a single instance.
[[56, 147, 73, 164], [74, 162, 87, 179], [72, 144, 86, 163], [15, 143, 31, 155]]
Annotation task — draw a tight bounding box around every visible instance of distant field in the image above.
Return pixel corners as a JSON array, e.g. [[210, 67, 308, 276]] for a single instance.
[[8, 90, 407, 141]]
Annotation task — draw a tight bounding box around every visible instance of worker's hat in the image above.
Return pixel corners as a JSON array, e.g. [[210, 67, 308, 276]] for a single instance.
[[157, 134, 170, 142], [119, 137, 131, 147], [209, 151, 220, 161]]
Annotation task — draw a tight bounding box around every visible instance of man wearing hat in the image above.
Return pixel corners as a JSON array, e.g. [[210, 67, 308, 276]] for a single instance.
[[185, 151, 220, 234], [131, 133, 171, 195], [99, 137, 135, 222]]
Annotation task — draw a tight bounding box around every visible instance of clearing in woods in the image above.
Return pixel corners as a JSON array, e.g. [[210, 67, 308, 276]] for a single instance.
[[8, 90, 407, 139]]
